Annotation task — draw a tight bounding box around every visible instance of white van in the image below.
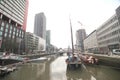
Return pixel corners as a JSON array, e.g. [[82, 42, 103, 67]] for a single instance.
[[112, 49, 120, 55]]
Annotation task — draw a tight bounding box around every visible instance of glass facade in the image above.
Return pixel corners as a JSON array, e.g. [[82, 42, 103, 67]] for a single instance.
[[0, 0, 28, 53], [0, 18, 25, 53]]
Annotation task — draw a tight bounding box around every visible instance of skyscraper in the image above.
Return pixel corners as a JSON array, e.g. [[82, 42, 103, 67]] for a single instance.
[[46, 30, 51, 53], [34, 12, 46, 39], [0, 0, 29, 53], [46, 30, 51, 45], [76, 29, 86, 52], [0, 0, 29, 31]]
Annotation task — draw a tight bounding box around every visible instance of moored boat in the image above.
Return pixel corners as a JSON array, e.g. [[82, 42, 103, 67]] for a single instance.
[[28, 57, 48, 62], [80, 54, 98, 65], [65, 16, 82, 70], [66, 54, 82, 70]]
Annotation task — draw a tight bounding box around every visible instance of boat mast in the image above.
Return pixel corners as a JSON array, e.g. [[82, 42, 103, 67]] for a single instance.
[[69, 16, 74, 55]]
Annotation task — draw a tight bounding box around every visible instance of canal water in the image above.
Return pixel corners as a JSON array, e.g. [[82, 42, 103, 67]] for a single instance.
[[1, 54, 120, 80]]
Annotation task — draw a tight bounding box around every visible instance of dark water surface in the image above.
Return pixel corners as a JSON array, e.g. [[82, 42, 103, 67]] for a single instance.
[[1, 55, 120, 80]]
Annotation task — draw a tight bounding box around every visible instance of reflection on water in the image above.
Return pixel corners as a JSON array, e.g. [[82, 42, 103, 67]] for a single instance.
[[85, 65, 120, 80], [66, 65, 120, 80], [1, 55, 120, 80], [1, 61, 50, 80], [50, 56, 67, 80]]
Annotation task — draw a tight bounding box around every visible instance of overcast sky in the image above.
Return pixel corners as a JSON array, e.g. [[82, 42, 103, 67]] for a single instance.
[[26, 0, 120, 48]]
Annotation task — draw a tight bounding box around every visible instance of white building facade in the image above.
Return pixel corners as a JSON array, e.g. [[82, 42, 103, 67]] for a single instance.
[[84, 30, 98, 53], [25, 32, 45, 53], [96, 14, 120, 54]]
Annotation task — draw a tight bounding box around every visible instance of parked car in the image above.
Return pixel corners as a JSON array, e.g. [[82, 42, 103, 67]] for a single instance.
[[112, 49, 120, 55]]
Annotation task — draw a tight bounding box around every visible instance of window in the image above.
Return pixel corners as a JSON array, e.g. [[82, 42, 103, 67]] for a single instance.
[[22, 34, 24, 38], [9, 34, 11, 38], [16, 33, 18, 36], [10, 25, 13, 30], [13, 32, 15, 35], [5, 29, 8, 32], [6, 23, 9, 28], [0, 31, 3, 36], [17, 29, 19, 33], [19, 34, 21, 37], [1, 21, 4, 26], [4, 33, 7, 37], [1, 26, 4, 31], [19, 30, 21, 34], [9, 30, 12, 34], [12, 35, 15, 39], [14, 27, 16, 31]]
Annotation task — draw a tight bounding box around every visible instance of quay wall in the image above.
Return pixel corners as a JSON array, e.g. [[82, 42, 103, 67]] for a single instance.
[[20, 53, 57, 59], [0, 59, 22, 66], [0, 53, 56, 66]]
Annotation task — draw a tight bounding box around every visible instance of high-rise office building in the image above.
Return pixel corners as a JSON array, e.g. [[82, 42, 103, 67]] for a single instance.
[[0, 0, 29, 53], [46, 30, 51, 45], [46, 30, 51, 53], [76, 29, 86, 52], [34, 12, 46, 39], [0, 0, 28, 31]]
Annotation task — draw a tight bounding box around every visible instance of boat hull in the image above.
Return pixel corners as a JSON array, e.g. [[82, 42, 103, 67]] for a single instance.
[[67, 62, 81, 70]]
